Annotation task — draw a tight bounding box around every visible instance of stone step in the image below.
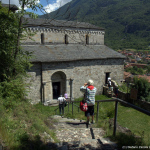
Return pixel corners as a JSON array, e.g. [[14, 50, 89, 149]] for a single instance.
[[52, 115, 117, 150], [56, 138, 117, 150], [49, 103, 59, 106], [44, 100, 59, 106]]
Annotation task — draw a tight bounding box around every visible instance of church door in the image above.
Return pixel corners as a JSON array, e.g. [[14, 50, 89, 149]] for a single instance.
[[52, 82, 60, 99], [51, 71, 66, 100], [105, 72, 110, 85]]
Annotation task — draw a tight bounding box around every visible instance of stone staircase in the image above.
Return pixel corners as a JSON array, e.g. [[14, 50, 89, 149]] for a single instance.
[[51, 115, 117, 150], [44, 99, 59, 106]]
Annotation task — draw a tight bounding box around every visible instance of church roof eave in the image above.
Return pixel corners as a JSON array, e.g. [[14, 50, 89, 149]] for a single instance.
[[22, 44, 126, 63], [22, 18, 104, 31]]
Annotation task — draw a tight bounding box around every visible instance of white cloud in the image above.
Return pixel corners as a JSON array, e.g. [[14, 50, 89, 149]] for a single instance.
[[1, 0, 40, 9], [1, 0, 71, 14], [1, 0, 20, 6], [44, 0, 72, 13]]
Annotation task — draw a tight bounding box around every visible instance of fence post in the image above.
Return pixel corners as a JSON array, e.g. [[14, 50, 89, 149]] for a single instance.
[[63, 102, 64, 115], [96, 102, 99, 122], [68, 101, 69, 112], [72, 102, 73, 116], [113, 100, 118, 136]]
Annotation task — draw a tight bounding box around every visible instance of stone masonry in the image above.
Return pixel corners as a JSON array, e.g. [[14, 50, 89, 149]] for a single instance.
[[22, 18, 125, 104], [26, 59, 124, 104]]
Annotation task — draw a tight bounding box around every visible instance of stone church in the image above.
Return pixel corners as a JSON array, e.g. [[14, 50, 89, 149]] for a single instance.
[[22, 18, 125, 104]]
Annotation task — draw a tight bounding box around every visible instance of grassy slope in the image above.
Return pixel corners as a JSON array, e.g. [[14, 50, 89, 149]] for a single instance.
[[117, 104, 150, 144], [0, 100, 58, 149]]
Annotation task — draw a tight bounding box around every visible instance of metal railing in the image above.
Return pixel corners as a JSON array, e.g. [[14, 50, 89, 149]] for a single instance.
[[54, 101, 80, 115], [54, 98, 150, 136]]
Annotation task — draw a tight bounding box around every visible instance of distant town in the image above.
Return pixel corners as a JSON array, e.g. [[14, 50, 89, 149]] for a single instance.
[[118, 50, 150, 83]]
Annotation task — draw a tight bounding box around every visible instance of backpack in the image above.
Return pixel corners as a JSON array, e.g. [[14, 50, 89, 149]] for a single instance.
[[80, 100, 88, 112], [63, 101, 68, 107]]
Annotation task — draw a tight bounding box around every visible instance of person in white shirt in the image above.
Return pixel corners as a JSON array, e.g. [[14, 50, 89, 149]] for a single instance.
[[108, 77, 111, 90], [57, 95, 66, 115]]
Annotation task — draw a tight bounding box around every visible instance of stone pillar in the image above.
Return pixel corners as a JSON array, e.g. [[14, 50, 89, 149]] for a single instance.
[[46, 81, 51, 101], [49, 80, 53, 100], [66, 79, 70, 98], [42, 82, 46, 103], [69, 78, 74, 101]]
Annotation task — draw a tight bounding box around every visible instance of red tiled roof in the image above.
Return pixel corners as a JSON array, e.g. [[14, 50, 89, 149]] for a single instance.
[[146, 57, 150, 60], [124, 64, 131, 69], [124, 72, 150, 83], [128, 53, 133, 56], [124, 71, 132, 79], [131, 59, 137, 63], [137, 75, 150, 83], [125, 63, 147, 69]]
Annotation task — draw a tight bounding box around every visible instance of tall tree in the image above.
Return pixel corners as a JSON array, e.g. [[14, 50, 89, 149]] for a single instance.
[[0, 0, 43, 81], [0, 1, 43, 106], [0, 5, 18, 81]]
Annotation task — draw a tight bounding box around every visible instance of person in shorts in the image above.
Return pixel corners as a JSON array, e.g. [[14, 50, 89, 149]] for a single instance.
[[80, 80, 97, 125]]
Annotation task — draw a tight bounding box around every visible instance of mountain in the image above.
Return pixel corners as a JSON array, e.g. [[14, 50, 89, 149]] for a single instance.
[[39, 0, 150, 50]]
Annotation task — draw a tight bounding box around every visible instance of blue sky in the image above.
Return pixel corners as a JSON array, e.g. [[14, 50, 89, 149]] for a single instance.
[[1, 0, 72, 15]]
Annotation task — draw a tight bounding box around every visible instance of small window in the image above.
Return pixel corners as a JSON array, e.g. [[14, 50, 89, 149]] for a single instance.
[[65, 34, 68, 44], [86, 35, 89, 45], [41, 33, 45, 44]]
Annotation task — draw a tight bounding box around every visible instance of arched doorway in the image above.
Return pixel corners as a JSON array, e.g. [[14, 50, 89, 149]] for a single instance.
[[51, 71, 66, 99]]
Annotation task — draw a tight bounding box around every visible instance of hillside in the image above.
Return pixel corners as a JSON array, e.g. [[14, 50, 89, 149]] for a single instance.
[[39, 0, 150, 50]]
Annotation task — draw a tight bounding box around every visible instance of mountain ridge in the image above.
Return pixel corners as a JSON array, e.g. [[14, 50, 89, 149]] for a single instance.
[[39, 0, 150, 50]]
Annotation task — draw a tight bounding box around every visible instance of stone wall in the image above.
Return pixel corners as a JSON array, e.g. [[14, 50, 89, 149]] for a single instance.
[[103, 86, 150, 112], [25, 63, 42, 104], [22, 28, 104, 45], [26, 59, 124, 104]]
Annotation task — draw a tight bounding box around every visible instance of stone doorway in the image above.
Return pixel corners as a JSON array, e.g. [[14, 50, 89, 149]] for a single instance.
[[105, 72, 110, 85], [52, 82, 60, 99], [51, 71, 66, 100]]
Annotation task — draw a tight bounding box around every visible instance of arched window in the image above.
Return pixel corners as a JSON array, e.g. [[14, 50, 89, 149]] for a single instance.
[[41, 33, 45, 44], [86, 35, 89, 45], [65, 34, 68, 44]]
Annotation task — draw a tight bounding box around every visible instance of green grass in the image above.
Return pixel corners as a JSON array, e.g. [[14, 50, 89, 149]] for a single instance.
[[0, 100, 58, 149], [117, 104, 150, 145]]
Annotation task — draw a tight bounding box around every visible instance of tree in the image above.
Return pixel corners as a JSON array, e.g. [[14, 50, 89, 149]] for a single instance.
[[0, 0, 43, 107], [132, 77, 150, 102], [0, 5, 18, 81], [147, 65, 150, 74], [125, 66, 145, 75]]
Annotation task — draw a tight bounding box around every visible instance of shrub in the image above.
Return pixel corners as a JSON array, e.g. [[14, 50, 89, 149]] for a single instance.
[[0, 78, 28, 109], [132, 77, 150, 102], [118, 82, 129, 93]]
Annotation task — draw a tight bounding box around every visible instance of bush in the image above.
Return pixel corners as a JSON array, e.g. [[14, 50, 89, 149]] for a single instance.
[[0, 78, 28, 109], [118, 82, 128, 93], [125, 66, 145, 75], [132, 77, 150, 102]]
